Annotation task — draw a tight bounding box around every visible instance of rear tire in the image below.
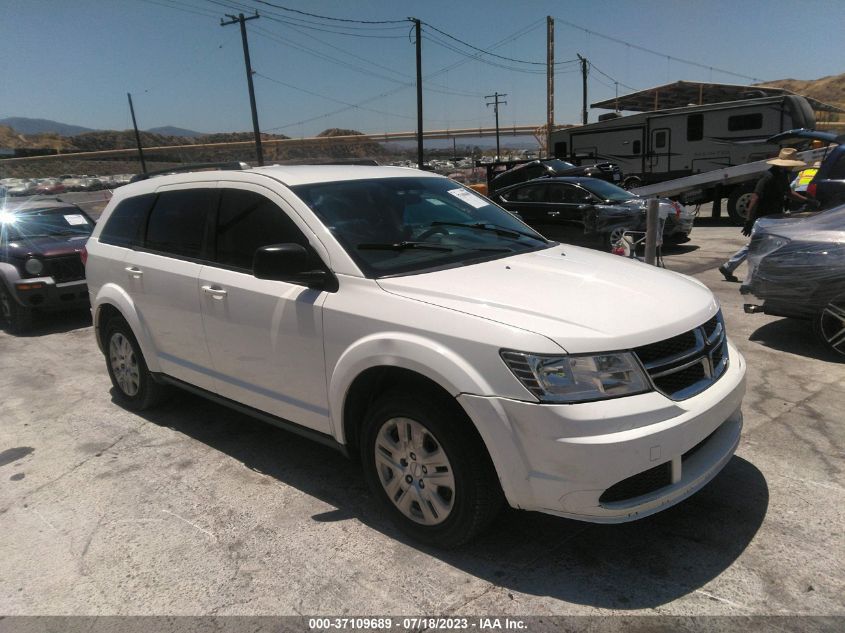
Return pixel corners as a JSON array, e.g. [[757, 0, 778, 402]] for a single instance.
[[727, 185, 755, 225], [622, 176, 641, 190], [0, 283, 32, 334], [103, 316, 168, 410], [360, 388, 503, 548]]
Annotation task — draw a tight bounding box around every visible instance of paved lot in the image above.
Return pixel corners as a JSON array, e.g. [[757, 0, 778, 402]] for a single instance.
[[0, 215, 843, 618]]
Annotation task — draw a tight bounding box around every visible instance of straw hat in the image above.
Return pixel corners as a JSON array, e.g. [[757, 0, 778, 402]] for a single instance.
[[767, 147, 807, 168]]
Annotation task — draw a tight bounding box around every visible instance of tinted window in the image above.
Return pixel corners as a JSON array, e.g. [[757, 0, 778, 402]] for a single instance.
[[215, 189, 308, 270], [99, 194, 155, 247], [655, 131, 667, 148], [506, 185, 546, 202], [728, 113, 763, 131], [687, 114, 703, 141], [546, 184, 590, 204], [828, 154, 845, 180], [145, 189, 216, 258]]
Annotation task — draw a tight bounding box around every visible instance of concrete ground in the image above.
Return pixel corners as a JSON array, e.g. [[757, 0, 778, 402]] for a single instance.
[[0, 210, 843, 618]]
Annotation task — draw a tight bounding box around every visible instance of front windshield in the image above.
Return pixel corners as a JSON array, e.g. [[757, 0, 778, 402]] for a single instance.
[[581, 179, 636, 203], [0, 206, 94, 241], [293, 176, 551, 277]]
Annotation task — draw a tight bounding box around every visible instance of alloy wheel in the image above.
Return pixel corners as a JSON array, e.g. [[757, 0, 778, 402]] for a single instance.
[[818, 298, 845, 356]]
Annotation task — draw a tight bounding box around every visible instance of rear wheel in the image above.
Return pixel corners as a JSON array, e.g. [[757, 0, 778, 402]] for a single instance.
[[103, 316, 168, 410], [0, 283, 32, 334], [814, 294, 845, 357], [727, 185, 755, 225], [622, 176, 641, 190], [361, 389, 503, 548]]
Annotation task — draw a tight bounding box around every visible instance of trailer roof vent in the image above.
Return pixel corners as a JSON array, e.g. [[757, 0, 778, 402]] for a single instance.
[[598, 112, 622, 122]]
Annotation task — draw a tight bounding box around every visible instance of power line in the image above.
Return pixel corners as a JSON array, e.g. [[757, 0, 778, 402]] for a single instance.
[[555, 16, 766, 83], [588, 61, 639, 93], [422, 21, 577, 67], [251, 0, 408, 24]]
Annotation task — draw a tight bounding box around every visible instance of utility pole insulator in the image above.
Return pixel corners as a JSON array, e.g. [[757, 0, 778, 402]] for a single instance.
[[221, 12, 264, 166]]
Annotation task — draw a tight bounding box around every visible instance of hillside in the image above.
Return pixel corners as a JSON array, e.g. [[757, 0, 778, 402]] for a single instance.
[[756, 72, 845, 111], [0, 117, 95, 136]]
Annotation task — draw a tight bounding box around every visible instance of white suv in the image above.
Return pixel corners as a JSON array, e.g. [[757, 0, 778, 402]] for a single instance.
[[84, 164, 746, 547]]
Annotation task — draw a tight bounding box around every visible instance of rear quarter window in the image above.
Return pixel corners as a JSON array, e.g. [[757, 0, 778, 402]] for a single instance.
[[99, 194, 157, 247]]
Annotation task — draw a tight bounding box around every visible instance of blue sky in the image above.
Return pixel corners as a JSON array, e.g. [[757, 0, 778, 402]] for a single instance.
[[1, 0, 842, 136]]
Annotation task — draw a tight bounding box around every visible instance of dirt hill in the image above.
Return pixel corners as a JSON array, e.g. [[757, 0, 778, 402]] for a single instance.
[[756, 72, 845, 111]]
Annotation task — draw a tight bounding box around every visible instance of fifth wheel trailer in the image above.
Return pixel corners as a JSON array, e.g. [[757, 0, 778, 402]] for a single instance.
[[550, 95, 816, 222]]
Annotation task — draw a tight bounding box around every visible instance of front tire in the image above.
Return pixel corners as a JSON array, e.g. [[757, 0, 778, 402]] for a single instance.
[[360, 389, 503, 548], [814, 294, 845, 357], [103, 316, 168, 410], [0, 284, 32, 334]]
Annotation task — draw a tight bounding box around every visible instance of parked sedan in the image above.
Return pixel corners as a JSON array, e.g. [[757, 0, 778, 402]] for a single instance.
[[741, 204, 845, 356], [492, 176, 693, 249], [35, 179, 66, 195]]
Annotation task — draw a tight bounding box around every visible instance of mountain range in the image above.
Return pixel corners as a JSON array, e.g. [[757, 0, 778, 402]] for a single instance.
[[0, 117, 204, 138]]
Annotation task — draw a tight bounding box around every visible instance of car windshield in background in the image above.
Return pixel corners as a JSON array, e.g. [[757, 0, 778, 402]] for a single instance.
[[581, 179, 636, 203], [0, 207, 94, 241], [293, 176, 550, 277], [543, 159, 577, 171]]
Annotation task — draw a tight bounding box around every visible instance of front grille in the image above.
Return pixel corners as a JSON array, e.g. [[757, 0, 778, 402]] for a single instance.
[[599, 461, 672, 504], [46, 255, 85, 283], [633, 311, 729, 400]]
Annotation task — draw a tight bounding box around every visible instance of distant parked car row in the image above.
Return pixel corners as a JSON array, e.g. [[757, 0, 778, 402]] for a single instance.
[[0, 174, 136, 196]]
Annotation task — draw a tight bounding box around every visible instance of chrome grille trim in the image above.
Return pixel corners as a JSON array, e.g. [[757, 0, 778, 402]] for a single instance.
[[634, 311, 729, 401]]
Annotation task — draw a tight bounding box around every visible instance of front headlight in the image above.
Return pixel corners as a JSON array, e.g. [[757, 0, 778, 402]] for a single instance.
[[501, 350, 651, 403], [24, 257, 44, 276]]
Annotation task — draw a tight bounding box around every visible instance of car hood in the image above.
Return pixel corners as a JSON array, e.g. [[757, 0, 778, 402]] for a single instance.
[[756, 206, 845, 243], [3, 234, 90, 258], [377, 244, 717, 353]]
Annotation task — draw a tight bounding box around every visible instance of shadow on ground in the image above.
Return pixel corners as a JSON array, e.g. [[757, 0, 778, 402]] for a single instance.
[[130, 390, 769, 610], [1, 308, 92, 337], [750, 317, 843, 363]]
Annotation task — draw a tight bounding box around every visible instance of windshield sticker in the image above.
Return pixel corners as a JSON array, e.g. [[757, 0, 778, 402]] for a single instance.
[[447, 188, 487, 209], [64, 214, 88, 225]]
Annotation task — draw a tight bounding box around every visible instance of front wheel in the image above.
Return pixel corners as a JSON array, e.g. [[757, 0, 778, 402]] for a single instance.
[[361, 389, 503, 548], [814, 295, 845, 357], [103, 316, 168, 410], [0, 283, 32, 334]]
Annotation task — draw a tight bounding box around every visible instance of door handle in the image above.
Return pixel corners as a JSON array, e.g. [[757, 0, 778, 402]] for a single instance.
[[202, 285, 228, 298], [125, 266, 143, 278]]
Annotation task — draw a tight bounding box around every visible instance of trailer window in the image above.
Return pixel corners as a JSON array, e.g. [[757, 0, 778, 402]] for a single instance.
[[632, 140, 641, 155], [728, 113, 763, 131], [655, 131, 667, 148], [687, 114, 703, 141], [554, 141, 568, 158]]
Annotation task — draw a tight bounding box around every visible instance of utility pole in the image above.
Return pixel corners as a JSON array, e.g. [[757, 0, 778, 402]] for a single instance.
[[221, 12, 263, 166], [485, 92, 507, 160], [412, 18, 424, 169], [577, 54, 588, 125], [127, 93, 147, 175], [546, 16, 554, 157]]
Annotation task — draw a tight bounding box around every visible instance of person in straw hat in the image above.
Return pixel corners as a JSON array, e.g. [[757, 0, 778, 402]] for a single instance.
[[718, 147, 816, 282]]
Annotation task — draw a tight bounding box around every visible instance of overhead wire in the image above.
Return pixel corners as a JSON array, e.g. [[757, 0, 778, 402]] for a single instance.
[[250, 0, 408, 24], [555, 16, 765, 83]]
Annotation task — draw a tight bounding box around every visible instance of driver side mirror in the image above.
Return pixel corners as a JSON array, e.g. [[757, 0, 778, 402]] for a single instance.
[[253, 243, 336, 291]]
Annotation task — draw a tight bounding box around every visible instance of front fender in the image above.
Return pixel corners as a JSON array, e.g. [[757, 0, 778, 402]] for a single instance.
[[328, 331, 498, 443], [93, 283, 160, 373]]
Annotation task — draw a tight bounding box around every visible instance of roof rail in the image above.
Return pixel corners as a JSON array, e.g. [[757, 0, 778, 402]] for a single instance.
[[130, 161, 250, 183]]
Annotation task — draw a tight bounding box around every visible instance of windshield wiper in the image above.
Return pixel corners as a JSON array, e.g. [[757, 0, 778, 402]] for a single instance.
[[358, 241, 453, 252], [429, 221, 542, 241]]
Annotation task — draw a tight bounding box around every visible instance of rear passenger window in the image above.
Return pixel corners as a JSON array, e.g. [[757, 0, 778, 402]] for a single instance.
[[99, 194, 156, 247], [145, 189, 216, 258], [506, 185, 545, 203], [215, 189, 308, 271]]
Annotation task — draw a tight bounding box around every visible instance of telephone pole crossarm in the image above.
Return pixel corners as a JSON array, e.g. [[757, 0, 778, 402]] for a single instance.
[[485, 92, 507, 160]]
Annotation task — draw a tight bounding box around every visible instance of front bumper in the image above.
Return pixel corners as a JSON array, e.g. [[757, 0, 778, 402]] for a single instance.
[[458, 339, 746, 522], [10, 277, 89, 311]]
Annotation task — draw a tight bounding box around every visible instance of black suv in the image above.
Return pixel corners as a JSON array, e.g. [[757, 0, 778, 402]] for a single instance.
[[0, 199, 94, 332], [488, 158, 623, 194]]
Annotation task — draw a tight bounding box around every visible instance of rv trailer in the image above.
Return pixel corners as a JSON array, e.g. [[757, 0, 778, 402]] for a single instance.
[[550, 95, 816, 222]]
